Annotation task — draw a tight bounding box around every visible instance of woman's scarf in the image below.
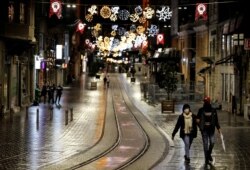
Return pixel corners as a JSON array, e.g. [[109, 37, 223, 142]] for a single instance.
[[183, 112, 193, 134]]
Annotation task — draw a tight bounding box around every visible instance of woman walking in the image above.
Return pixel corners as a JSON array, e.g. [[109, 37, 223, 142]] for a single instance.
[[172, 104, 197, 163]]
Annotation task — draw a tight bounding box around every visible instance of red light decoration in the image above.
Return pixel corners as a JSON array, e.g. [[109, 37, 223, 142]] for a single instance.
[[76, 21, 85, 34], [195, 3, 207, 21], [157, 34, 164, 45], [49, 0, 62, 19]]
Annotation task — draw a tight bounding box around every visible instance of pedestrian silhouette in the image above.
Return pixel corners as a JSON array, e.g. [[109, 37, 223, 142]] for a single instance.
[[40, 84, 47, 104], [55, 84, 63, 104], [172, 104, 197, 164], [196, 96, 221, 166]]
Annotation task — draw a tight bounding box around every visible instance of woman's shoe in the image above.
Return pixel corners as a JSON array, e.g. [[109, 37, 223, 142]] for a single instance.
[[184, 155, 190, 163]]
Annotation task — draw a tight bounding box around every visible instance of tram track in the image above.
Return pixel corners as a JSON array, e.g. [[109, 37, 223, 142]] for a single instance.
[[68, 75, 151, 170], [36, 74, 168, 170]]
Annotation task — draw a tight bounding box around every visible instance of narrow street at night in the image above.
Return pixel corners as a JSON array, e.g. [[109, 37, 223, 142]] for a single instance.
[[0, 74, 250, 170], [0, 0, 250, 169]]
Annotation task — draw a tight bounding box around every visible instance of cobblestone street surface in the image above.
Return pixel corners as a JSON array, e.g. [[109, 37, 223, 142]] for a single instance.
[[0, 73, 250, 170]]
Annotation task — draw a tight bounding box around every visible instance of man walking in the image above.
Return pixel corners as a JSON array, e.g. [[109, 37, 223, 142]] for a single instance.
[[196, 96, 221, 165], [55, 84, 63, 104]]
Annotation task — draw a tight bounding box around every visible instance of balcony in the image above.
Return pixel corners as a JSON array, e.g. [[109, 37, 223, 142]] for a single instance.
[[0, 22, 35, 42]]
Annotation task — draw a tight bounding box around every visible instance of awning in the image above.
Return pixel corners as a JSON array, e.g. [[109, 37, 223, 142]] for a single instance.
[[198, 66, 211, 74], [223, 15, 244, 35], [201, 56, 214, 64]]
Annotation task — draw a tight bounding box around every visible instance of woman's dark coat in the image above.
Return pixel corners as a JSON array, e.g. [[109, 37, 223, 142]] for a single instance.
[[172, 113, 198, 139]]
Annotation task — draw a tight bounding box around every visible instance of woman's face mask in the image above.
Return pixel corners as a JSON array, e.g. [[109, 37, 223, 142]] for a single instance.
[[184, 108, 190, 114]]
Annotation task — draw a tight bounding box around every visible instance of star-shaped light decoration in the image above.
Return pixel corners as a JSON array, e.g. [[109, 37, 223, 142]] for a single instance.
[[147, 25, 159, 37], [156, 6, 172, 21]]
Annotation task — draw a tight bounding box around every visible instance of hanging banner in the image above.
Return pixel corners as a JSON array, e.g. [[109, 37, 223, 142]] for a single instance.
[[157, 34, 164, 45], [195, 3, 207, 21], [49, 0, 62, 19]]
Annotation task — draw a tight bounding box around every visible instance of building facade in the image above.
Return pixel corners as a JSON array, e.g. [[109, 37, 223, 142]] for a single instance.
[[171, 0, 249, 114], [0, 0, 36, 113]]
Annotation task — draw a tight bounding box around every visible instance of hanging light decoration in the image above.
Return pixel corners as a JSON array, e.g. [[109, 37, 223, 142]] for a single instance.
[[143, 7, 154, 19], [156, 6, 172, 21], [136, 26, 145, 34], [100, 6, 112, 19], [85, 13, 93, 22], [112, 25, 118, 31], [130, 25, 137, 32], [134, 6, 143, 15], [130, 13, 140, 22], [195, 3, 208, 21], [111, 30, 117, 36], [157, 34, 165, 45], [88, 5, 98, 15], [110, 14, 118, 21], [117, 27, 126, 36], [147, 25, 159, 37], [139, 16, 147, 24], [94, 23, 102, 32], [76, 21, 86, 34], [111, 6, 120, 14], [49, 0, 62, 19], [118, 9, 130, 21]]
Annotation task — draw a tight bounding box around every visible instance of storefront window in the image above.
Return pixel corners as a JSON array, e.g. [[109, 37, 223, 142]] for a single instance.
[[8, 2, 14, 23], [20, 3, 25, 23]]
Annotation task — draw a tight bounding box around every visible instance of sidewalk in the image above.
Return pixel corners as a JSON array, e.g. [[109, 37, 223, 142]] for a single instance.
[[0, 75, 108, 169], [121, 74, 250, 170]]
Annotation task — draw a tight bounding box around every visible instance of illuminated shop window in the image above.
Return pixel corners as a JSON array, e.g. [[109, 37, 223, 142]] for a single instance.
[[8, 2, 14, 23], [20, 3, 25, 23]]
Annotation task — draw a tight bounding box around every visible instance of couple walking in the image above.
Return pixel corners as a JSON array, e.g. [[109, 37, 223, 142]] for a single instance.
[[172, 97, 221, 165]]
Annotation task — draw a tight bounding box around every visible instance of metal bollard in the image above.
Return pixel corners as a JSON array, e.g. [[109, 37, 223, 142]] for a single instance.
[[65, 110, 68, 125], [9, 108, 14, 122], [70, 108, 73, 121], [50, 107, 53, 121], [26, 106, 29, 119], [36, 108, 39, 123]]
